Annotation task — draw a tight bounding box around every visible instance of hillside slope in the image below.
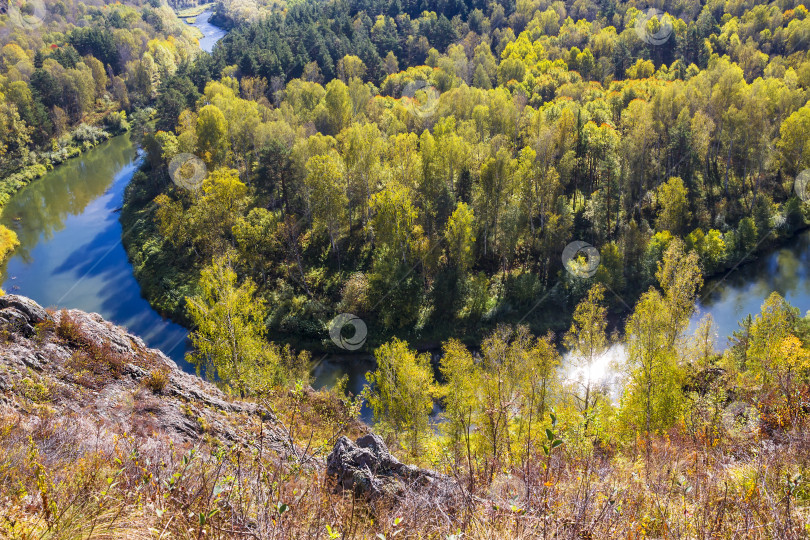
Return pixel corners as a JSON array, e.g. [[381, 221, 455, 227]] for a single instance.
[[0, 295, 386, 538], [1, 294, 809, 538]]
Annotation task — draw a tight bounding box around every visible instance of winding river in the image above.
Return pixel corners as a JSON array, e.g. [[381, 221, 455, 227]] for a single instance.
[[1, 11, 809, 407], [3, 130, 810, 408], [0, 134, 192, 367], [182, 9, 227, 54], [0, 9, 227, 368]]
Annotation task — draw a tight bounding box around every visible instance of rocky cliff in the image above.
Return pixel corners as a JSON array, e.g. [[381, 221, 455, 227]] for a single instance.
[[0, 294, 453, 534], [0, 294, 293, 453]]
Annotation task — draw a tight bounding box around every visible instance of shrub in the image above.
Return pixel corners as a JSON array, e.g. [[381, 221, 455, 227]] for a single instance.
[[144, 368, 169, 394], [72, 123, 109, 145], [57, 312, 126, 388], [103, 111, 130, 133], [56, 311, 85, 346], [16, 377, 52, 403], [0, 225, 20, 264]]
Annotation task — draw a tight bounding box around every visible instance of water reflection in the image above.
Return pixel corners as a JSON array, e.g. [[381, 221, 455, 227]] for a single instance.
[[695, 231, 810, 347], [562, 344, 625, 404], [3, 139, 135, 261], [0, 134, 192, 367]]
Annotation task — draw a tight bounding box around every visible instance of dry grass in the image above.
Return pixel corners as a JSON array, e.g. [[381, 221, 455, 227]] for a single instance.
[[1, 311, 808, 538], [1, 402, 809, 539]]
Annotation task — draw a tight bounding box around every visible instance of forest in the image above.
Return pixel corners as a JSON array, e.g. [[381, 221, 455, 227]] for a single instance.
[[0, 0, 202, 272], [120, 0, 810, 352], [2, 0, 810, 536], [116, 0, 810, 531]]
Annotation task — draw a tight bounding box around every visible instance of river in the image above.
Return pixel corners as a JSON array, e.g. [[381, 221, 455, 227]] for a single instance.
[[3, 130, 810, 416], [1, 8, 808, 407], [3, 124, 810, 398], [180, 8, 227, 54], [0, 8, 228, 367], [0, 133, 192, 366]]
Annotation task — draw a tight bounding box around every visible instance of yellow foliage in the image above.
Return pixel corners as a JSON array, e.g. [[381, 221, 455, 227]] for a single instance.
[[0, 224, 20, 264], [778, 334, 810, 372]]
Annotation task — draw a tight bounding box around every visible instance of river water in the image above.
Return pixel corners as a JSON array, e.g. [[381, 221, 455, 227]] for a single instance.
[[0, 133, 192, 366], [694, 232, 810, 343], [182, 9, 227, 54], [1, 9, 808, 403]]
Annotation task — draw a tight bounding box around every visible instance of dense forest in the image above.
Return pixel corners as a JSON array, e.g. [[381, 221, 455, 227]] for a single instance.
[[0, 0, 202, 271], [3, 0, 810, 536], [124, 0, 810, 351]]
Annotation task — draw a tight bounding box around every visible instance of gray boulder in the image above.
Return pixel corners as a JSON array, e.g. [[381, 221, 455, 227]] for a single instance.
[[327, 434, 450, 499], [0, 295, 50, 325]]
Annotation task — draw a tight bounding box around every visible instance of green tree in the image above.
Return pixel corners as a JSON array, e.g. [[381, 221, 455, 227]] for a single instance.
[[196, 104, 229, 166], [564, 284, 609, 430], [655, 177, 690, 234], [186, 255, 280, 396], [319, 79, 352, 135], [777, 104, 810, 175], [370, 182, 420, 264], [337, 55, 367, 82], [743, 292, 797, 388], [304, 151, 348, 254], [367, 338, 435, 451], [622, 288, 683, 456], [656, 238, 703, 348], [439, 339, 481, 484], [622, 240, 701, 455], [444, 202, 475, 273], [514, 332, 560, 467]]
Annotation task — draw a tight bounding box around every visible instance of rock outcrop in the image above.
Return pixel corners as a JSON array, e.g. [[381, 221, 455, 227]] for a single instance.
[[0, 294, 291, 454], [327, 433, 453, 500], [0, 294, 448, 508]]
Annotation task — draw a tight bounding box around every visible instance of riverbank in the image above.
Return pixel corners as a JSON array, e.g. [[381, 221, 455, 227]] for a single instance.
[[0, 132, 192, 366], [0, 120, 129, 211]]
